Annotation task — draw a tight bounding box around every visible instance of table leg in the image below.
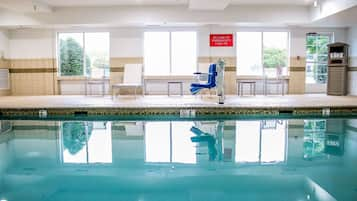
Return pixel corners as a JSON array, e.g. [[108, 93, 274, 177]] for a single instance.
[[180, 83, 183, 96], [282, 81, 284, 95]]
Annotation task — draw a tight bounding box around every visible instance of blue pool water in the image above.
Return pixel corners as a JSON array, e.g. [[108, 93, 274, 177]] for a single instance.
[[0, 118, 356, 201]]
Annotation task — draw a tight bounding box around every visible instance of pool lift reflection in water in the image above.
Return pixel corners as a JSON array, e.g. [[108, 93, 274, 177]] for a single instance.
[[190, 121, 225, 161]]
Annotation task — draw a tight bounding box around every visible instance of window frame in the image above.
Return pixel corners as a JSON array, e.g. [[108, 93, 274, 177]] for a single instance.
[[305, 32, 334, 84], [236, 31, 290, 77], [144, 31, 198, 76], [57, 31, 110, 77]]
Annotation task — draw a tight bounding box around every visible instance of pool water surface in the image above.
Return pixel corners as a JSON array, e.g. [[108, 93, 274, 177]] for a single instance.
[[0, 118, 356, 201]]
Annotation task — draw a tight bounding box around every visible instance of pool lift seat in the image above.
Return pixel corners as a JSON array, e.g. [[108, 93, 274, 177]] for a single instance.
[[190, 63, 217, 95]]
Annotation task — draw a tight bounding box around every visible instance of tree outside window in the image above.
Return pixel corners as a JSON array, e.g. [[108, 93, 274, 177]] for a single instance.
[[263, 48, 287, 76], [58, 32, 109, 77]]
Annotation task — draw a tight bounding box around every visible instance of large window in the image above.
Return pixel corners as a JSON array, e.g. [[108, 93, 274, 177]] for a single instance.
[[58, 32, 110, 78], [306, 33, 332, 84], [144, 31, 197, 76], [236, 32, 289, 77]]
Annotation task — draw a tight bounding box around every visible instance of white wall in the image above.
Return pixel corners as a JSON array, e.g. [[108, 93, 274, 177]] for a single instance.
[[348, 27, 357, 65], [8, 29, 55, 59], [0, 5, 310, 27], [0, 29, 9, 58], [110, 28, 143, 58], [347, 27, 357, 95]]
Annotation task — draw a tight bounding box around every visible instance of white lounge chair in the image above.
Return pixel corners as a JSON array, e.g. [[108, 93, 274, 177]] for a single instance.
[[112, 64, 144, 98]]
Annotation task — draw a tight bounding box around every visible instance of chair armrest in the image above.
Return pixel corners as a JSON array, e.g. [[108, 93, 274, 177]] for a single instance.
[[194, 72, 209, 75]]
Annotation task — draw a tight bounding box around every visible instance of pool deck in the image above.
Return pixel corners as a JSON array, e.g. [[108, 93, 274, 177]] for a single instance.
[[1, 94, 357, 116], [0, 94, 357, 108]]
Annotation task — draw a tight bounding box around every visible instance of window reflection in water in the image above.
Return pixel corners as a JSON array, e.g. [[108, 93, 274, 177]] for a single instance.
[[303, 120, 326, 160], [145, 122, 171, 163], [303, 119, 345, 159], [235, 121, 260, 163], [172, 122, 196, 164], [145, 122, 196, 164], [261, 120, 286, 163], [235, 120, 287, 164], [62, 122, 112, 164], [59, 120, 288, 165]]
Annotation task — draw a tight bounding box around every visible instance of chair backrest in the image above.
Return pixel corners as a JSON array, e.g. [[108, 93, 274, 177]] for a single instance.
[[207, 64, 217, 85], [123, 64, 143, 85]]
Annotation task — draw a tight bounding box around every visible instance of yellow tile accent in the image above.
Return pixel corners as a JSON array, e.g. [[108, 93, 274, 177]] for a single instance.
[[0, 89, 10, 96], [198, 57, 236, 67], [110, 57, 143, 68], [0, 58, 10, 69], [10, 58, 57, 69], [290, 57, 306, 67], [288, 71, 305, 94]]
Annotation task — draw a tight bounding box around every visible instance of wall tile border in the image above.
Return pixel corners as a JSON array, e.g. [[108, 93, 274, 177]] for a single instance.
[[289, 66, 306, 72], [9, 68, 57, 73]]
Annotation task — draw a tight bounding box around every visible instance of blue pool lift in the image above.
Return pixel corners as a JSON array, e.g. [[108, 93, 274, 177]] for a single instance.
[[190, 63, 217, 95]]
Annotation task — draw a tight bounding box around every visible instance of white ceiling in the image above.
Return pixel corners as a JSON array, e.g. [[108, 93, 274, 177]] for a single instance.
[[39, 0, 315, 7], [1, 0, 356, 28], [231, 0, 314, 5], [311, 5, 357, 27]]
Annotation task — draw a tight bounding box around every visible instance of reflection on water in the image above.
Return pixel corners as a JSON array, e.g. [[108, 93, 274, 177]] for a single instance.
[[62, 122, 112, 163], [235, 120, 287, 164], [0, 118, 355, 201], [304, 120, 345, 160]]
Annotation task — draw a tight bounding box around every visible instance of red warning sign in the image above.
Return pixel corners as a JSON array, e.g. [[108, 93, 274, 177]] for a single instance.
[[210, 34, 233, 47]]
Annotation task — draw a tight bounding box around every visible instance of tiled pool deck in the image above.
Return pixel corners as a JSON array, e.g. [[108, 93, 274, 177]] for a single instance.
[[1, 94, 357, 117]]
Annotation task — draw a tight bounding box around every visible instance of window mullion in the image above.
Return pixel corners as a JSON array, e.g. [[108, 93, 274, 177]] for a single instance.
[[83, 32, 86, 77], [261, 32, 264, 77]]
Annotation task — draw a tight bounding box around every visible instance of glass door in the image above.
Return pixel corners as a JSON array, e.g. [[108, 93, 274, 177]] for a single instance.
[[305, 33, 333, 93]]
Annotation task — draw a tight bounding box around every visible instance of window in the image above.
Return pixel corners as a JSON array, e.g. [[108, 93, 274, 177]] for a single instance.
[[144, 31, 197, 76], [306, 33, 332, 84], [236, 32, 263, 76], [58, 32, 110, 78], [236, 32, 289, 77]]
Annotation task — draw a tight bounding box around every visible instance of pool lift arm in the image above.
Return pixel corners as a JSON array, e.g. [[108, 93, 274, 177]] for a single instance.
[[216, 58, 225, 104]]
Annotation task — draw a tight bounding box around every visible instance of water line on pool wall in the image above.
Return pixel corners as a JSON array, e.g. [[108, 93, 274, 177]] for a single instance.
[[217, 58, 225, 104]]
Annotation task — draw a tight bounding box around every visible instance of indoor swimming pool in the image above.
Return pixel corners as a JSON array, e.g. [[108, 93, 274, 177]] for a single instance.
[[0, 117, 356, 201]]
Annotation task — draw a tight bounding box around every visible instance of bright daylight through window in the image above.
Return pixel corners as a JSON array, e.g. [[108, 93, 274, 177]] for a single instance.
[[236, 32, 289, 77], [58, 32, 110, 78]]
